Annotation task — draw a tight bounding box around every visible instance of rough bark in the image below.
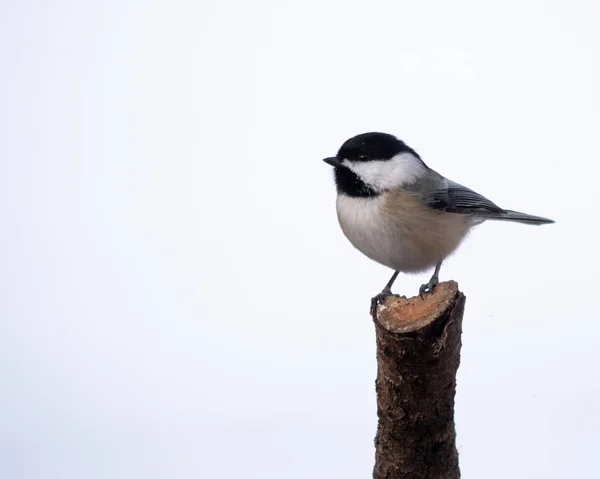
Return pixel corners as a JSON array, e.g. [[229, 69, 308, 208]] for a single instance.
[[372, 281, 465, 479]]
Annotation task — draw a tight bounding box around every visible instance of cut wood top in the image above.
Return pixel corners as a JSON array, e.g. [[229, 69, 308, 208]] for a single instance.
[[376, 281, 461, 334]]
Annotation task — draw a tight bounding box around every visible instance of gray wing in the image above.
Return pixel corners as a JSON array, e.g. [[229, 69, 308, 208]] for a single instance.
[[404, 171, 554, 225], [406, 172, 503, 215], [426, 180, 504, 214]]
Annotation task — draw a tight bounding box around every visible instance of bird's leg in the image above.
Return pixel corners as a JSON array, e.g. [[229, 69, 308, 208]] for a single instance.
[[419, 261, 443, 297], [370, 271, 400, 317]]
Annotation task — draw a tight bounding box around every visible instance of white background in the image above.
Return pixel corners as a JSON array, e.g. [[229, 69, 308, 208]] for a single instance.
[[1, 1, 598, 478]]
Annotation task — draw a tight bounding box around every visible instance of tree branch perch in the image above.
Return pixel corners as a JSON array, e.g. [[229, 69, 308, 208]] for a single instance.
[[373, 281, 465, 479]]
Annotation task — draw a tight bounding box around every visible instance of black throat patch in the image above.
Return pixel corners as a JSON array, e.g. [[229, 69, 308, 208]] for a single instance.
[[334, 166, 378, 197]]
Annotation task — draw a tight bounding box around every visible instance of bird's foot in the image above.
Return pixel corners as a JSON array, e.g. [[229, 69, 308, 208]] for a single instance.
[[419, 277, 439, 298], [370, 289, 400, 317]]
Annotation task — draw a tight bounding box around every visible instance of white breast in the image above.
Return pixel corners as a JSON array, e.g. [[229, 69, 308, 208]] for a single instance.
[[336, 191, 472, 273]]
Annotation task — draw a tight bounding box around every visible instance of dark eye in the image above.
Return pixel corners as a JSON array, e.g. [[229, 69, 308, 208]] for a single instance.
[[358, 154, 368, 161]]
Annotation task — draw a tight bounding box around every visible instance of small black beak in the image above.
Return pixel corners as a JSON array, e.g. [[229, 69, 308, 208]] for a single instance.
[[323, 156, 343, 167]]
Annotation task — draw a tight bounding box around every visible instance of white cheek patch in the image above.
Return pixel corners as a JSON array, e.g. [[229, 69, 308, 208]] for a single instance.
[[343, 153, 426, 191]]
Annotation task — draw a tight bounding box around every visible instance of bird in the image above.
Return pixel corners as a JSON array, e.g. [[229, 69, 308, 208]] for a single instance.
[[323, 132, 554, 315]]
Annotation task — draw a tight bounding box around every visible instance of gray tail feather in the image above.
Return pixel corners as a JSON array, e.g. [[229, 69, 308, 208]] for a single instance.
[[484, 209, 555, 225]]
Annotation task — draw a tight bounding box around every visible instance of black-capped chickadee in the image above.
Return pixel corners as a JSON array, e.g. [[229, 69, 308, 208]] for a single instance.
[[323, 132, 554, 314]]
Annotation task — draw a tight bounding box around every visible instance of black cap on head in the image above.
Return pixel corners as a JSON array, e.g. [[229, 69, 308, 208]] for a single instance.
[[337, 132, 419, 162]]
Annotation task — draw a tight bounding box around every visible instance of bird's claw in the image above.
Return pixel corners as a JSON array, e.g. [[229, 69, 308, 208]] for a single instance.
[[419, 279, 439, 298], [370, 290, 400, 317]]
